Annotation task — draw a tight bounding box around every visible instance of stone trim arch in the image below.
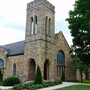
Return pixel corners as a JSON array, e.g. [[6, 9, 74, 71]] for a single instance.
[[28, 58, 36, 81]]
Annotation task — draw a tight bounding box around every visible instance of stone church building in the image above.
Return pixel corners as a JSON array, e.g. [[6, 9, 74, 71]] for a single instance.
[[0, 0, 76, 82]]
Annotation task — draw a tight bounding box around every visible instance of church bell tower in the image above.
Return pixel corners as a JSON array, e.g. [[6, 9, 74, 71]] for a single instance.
[[25, 0, 55, 80]]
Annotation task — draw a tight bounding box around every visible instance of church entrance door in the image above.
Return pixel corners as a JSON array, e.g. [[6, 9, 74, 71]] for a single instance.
[[29, 59, 36, 80]]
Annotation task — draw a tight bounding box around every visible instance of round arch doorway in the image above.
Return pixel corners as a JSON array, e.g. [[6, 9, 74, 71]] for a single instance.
[[28, 59, 36, 81], [44, 60, 49, 80]]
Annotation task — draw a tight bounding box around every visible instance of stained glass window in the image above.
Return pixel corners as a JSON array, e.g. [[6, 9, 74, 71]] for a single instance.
[[57, 50, 65, 65], [13, 63, 16, 76], [0, 59, 4, 68]]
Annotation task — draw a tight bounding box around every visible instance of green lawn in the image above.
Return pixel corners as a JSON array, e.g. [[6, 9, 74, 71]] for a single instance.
[[83, 80, 90, 84], [0, 81, 2, 86], [56, 85, 90, 90]]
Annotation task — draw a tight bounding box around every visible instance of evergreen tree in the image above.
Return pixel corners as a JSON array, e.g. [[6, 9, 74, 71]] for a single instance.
[[35, 65, 42, 84], [0, 69, 3, 81], [66, 0, 90, 65]]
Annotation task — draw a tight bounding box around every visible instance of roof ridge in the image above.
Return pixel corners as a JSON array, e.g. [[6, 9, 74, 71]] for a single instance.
[[3, 40, 25, 46]]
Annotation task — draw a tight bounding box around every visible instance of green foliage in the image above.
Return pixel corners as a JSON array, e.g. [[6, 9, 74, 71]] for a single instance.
[[13, 83, 23, 90], [70, 54, 88, 83], [66, 0, 90, 82], [0, 69, 3, 81], [3, 77, 20, 86], [66, 0, 90, 65], [28, 84, 43, 89], [13, 80, 62, 90], [34, 65, 42, 84]]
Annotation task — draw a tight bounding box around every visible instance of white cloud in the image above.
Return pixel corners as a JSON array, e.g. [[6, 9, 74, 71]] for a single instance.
[[0, 27, 25, 45], [0, 0, 75, 45], [48, 0, 75, 20]]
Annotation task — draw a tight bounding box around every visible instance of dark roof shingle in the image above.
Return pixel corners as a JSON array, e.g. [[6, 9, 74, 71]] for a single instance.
[[3, 41, 24, 56]]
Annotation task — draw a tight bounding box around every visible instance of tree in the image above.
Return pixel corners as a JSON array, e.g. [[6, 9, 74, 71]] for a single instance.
[[34, 65, 42, 84], [66, 0, 90, 65], [70, 54, 87, 83]]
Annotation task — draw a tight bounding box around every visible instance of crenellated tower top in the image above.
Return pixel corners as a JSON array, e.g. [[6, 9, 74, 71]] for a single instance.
[[27, 0, 55, 12]]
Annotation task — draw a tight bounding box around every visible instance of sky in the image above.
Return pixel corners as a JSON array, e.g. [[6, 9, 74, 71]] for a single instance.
[[0, 0, 75, 46]]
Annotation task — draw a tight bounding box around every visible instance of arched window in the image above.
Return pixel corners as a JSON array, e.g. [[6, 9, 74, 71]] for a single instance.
[[48, 18, 51, 36], [45, 16, 48, 35], [57, 50, 65, 65], [13, 63, 16, 76], [34, 15, 37, 34], [57, 50, 65, 77], [0, 59, 4, 68], [31, 17, 34, 35]]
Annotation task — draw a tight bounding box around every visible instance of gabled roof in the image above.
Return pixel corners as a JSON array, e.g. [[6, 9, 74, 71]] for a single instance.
[[55, 31, 70, 48], [3, 41, 25, 56]]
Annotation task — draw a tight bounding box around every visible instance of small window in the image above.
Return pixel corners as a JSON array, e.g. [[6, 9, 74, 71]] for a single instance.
[[13, 63, 16, 76], [48, 18, 51, 36], [0, 59, 4, 68], [45, 16, 48, 35], [31, 17, 34, 35], [35, 15, 37, 34]]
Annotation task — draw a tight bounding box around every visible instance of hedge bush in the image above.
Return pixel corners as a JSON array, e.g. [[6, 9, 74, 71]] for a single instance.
[[13, 80, 62, 90], [3, 77, 20, 86]]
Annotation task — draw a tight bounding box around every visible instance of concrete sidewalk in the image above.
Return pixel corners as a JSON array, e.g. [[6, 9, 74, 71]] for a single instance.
[[0, 86, 12, 90], [38, 82, 90, 90]]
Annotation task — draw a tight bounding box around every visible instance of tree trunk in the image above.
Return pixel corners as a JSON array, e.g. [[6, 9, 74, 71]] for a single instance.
[[80, 72, 83, 83]]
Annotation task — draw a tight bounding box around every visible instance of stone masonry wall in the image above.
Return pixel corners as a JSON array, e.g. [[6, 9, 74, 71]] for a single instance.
[[54, 31, 76, 81]]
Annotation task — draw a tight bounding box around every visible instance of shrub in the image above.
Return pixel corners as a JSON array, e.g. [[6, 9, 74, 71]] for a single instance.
[[34, 65, 42, 84], [13, 83, 22, 90], [13, 82, 34, 90], [0, 69, 3, 81], [61, 69, 65, 81], [54, 80, 62, 85], [13, 79, 62, 90], [28, 84, 43, 89], [3, 77, 20, 86], [43, 80, 62, 87]]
